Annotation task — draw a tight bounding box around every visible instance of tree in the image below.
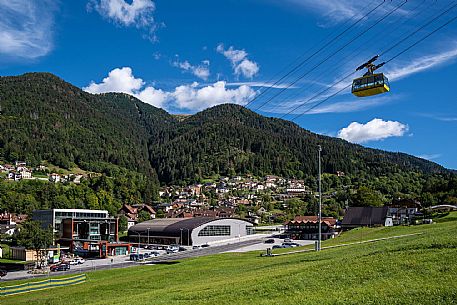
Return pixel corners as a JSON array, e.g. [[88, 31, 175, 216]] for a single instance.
[[137, 210, 151, 223], [118, 215, 128, 232], [15, 221, 53, 267], [350, 186, 385, 207], [156, 209, 165, 219]]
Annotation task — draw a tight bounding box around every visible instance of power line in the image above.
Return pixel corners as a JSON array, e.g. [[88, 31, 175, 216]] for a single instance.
[[291, 12, 457, 122], [274, 0, 432, 116], [243, 0, 386, 110], [241, 0, 378, 109], [275, 0, 435, 116], [252, 0, 407, 113], [381, 0, 457, 57]]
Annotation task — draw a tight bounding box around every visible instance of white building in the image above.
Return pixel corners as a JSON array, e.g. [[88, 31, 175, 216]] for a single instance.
[[128, 217, 255, 246]]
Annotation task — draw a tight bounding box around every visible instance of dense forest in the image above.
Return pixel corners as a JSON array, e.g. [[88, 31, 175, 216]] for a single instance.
[[150, 104, 446, 184], [0, 72, 454, 216]]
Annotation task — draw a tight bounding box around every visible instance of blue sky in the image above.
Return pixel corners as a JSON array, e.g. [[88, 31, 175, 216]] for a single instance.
[[1, 0, 457, 169]]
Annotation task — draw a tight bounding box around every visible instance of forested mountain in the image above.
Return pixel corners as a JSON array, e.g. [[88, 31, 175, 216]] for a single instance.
[[0, 72, 448, 188], [0, 73, 173, 177], [150, 104, 446, 183]]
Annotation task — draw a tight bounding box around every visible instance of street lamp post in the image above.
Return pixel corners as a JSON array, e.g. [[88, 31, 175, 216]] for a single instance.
[[180, 228, 183, 246], [147, 228, 150, 247], [318, 145, 322, 251], [136, 232, 141, 254], [186, 228, 190, 246]]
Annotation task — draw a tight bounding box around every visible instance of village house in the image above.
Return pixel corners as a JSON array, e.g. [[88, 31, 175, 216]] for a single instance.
[[49, 173, 61, 183], [19, 169, 32, 179], [342, 207, 393, 230], [387, 199, 422, 225], [285, 215, 339, 240], [118, 204, 156, 228]]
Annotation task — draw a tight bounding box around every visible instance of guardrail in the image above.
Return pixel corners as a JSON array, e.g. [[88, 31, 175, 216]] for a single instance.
[[0, 273, 87, 297]]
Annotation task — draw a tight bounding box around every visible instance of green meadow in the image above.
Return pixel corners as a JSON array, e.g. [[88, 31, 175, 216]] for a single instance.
[[2, 213, 457, 304]]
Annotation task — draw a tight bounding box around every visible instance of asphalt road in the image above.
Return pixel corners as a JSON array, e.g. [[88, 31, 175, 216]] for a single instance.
[[1, 236, 268, 282]]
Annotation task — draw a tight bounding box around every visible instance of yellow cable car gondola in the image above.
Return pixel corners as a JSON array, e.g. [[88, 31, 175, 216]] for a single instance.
[[352, 55, 390, 97]]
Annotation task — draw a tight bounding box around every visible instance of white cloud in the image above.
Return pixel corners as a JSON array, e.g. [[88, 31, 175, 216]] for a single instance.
[[172, 59, 210, 80], [88, 0, 159, 40], [83, 67, 256, 111], [84, 67, 144, 94], [278, 0, 409, 25], [172, 81, 255, 111], [0, 0, 56, 59], [386, 44, 457, 81], [226, 82, 297, 89], [417, 154, 442, 161], [217, 44, 259, 78], [337, 118, 409, 143]]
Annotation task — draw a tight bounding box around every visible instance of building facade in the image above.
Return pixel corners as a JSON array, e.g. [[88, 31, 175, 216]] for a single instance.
[[33, 209, 119, 256], [128, 217, 255, 246], [284, 216, 339, 240]]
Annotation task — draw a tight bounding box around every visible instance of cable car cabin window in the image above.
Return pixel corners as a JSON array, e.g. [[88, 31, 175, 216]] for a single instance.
[[383, 75, 390, 87], [352, 79, 362, 90], [375, 75, 383, 86]]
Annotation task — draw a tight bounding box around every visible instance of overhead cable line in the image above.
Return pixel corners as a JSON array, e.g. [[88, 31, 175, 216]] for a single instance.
[[380, 0, 457, 57], [242, 0, 385, 109], [280, 0, 456, 121], [291, 11, 457, 122], [275, 0, 434, 115], [240, 1, 372, 109], [252, 0, 407, 113]]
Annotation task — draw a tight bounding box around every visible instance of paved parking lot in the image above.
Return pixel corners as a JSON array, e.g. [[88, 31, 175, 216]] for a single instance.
[[226, 238, 314, 253], [1, 235, 315, 281]]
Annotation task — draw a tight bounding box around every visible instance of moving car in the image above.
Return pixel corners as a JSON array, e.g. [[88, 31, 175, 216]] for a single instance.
[[264, 239, 275, 244], [282, 242, 300, 248], [50, 263, 70, 272]]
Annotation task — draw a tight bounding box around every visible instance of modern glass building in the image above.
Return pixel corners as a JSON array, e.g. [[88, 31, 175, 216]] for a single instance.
[[33, 209, 118, 246]]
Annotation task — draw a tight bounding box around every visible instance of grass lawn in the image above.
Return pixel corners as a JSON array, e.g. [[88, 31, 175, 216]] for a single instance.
[[2, 214, 457, 304]]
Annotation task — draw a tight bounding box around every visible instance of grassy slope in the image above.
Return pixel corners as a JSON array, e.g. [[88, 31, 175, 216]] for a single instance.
[[2, 214, 457, 304]]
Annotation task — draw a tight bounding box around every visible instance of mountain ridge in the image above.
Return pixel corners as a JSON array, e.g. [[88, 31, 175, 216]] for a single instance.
[[0, 72, 448, 185]]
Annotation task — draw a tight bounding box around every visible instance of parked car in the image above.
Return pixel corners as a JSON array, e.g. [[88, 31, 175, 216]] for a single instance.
[[166, 244, 180, 254], [179, 246, 187, 252], [284, 238, 292, 243], [192, 245, 202, 250], [0, 269, 7, 277], [150, 251, 160, 257], [68, 259, 79, 265], [272, 245, 284, 249], [129, 253, 145, 261], [75, 257, 85, 264], [50, 263, 70, 272], [143, 253, 151, 259], [201, 244, 210, 248], [264, 239, 275, 244]]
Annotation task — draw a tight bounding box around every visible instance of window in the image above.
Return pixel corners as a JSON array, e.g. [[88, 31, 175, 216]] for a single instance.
[[198, 225, 231, 236], [246, 226, 255, 235]]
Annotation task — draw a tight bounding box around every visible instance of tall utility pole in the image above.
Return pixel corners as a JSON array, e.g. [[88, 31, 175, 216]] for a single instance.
[[318, 145, 322, 251]]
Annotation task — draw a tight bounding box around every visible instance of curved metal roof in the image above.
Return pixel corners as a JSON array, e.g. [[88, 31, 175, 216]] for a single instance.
[[128, 217, 216, 237], [128, 217, 253, 237]]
